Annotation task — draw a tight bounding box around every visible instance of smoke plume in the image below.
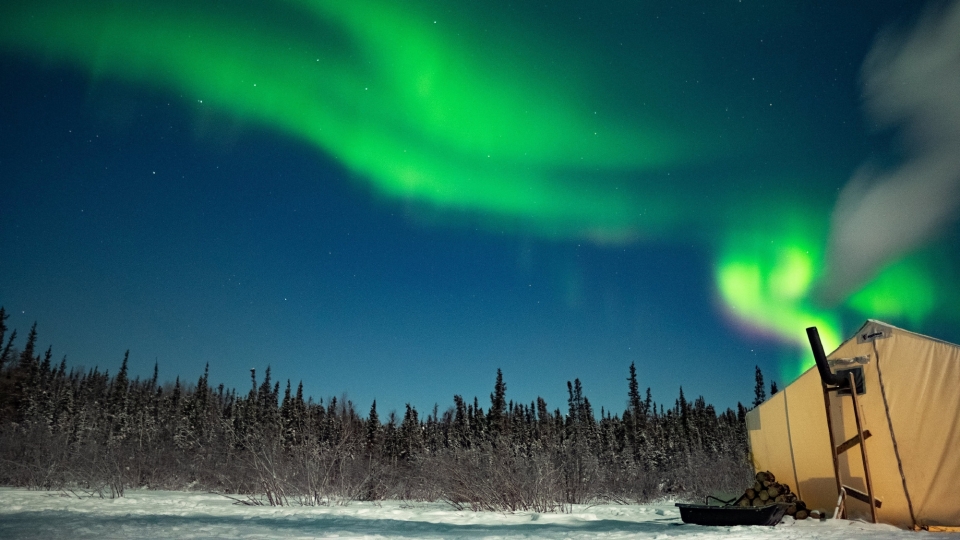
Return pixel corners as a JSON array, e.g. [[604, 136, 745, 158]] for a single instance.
[[820, 0, 960, 303]]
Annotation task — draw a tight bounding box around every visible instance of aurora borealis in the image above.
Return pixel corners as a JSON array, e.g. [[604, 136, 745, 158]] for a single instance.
[[1, 0, 958, 411]]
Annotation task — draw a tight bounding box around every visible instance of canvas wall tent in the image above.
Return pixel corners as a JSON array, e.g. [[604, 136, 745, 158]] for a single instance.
[[746, 320, 960, 530]]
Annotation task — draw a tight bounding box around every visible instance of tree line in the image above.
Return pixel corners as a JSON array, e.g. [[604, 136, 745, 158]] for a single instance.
[[0, 308, 756, 510]]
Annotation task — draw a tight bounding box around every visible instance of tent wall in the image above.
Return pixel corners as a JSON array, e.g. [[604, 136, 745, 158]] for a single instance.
[[747, 320, 960, 529], [863, 325, 960, 528], [747, 368, 836, 512]]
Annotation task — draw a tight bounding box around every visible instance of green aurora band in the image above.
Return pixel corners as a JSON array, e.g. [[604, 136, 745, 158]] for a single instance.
[[1, 0, 952, 382]]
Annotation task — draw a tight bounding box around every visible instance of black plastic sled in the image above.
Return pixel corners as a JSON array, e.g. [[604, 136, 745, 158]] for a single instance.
[[675, 502, 789, 526]]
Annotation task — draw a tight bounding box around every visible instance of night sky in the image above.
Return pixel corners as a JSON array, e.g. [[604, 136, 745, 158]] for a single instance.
[[2, 0, 959, 417]]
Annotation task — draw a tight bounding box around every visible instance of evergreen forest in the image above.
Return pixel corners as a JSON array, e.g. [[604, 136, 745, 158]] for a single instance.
[[0, 308, 759, 511]]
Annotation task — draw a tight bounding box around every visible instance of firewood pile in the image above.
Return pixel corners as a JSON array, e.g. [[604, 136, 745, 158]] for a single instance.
[[736, 471, 821, 520]]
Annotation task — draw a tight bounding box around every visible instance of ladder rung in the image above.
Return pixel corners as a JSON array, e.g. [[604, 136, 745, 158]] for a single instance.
[[843, 485, 882, 508], [836, 430, 872, 455]]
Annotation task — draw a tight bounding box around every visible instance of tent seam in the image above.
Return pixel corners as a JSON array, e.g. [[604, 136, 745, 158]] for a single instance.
[[783, 391, 801, 501], [873, 340, 917, 528]]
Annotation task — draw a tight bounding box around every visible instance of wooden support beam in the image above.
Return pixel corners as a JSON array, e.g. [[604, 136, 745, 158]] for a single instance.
[[843, 485, 882, 508], [849, 372, 879, 523], [822, 382, 843, 508], [836, 430, 872, 455]]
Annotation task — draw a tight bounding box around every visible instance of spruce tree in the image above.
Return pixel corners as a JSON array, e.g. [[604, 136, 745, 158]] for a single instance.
[[488, 368, 507, 439], [535, 396, 551, 440], [0, 329, 15, 371], [678, 386, 689, 438], [399, 403, 422, 459], [0, 307, 7, 371], [18, 322, 38, 369], [39, 346, 52, 377], [753, 366, 766, 408], [627, 362, 642, 417], [108, 351, 131, 441], [111, 351, 130, 405], [566, 380, 581, 422], [452, 394, 469, 447], [366, 400, 381, 451]]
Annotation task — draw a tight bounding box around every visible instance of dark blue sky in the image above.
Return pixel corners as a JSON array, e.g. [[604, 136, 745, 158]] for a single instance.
[[2, 0, 958, 418]]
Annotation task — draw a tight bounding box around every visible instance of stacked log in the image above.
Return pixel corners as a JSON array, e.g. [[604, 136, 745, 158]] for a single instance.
[[736, 471, 817, 520]]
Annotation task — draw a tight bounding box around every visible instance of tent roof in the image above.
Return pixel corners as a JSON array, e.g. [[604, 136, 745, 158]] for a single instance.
[[847, 319, 960, 350]]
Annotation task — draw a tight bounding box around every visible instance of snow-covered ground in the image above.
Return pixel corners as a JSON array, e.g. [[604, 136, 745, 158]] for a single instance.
[[0, 488, 949, 539]]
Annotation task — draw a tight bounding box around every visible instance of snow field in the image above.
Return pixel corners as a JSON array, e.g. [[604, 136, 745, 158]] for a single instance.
[[0, 488, 950, 539]]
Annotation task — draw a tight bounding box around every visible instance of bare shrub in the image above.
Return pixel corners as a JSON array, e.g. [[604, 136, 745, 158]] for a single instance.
[[436, 444, 568, 513], [0, 423, 70, 490]]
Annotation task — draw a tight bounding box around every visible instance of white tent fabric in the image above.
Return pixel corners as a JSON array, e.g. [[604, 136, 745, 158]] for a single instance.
[[747, 320, 960, 529]]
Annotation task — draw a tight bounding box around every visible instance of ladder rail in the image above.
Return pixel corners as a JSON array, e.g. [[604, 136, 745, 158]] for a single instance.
[[809, 326, 879, 523], [848, 371, 879, 523]]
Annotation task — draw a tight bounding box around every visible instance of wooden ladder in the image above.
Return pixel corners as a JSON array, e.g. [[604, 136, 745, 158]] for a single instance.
[[822, 371, 881, 522]]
